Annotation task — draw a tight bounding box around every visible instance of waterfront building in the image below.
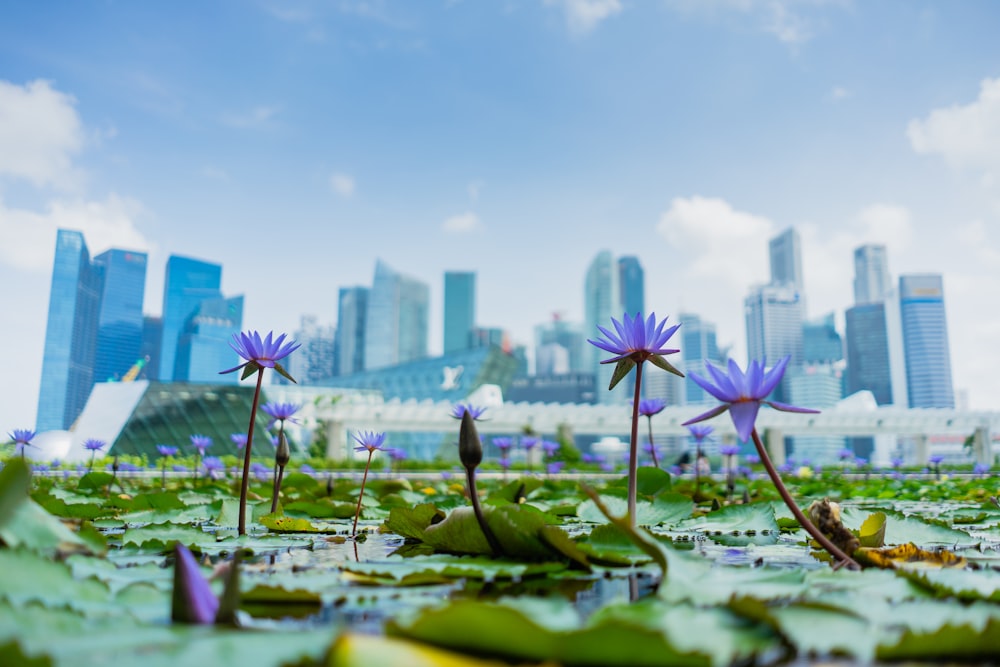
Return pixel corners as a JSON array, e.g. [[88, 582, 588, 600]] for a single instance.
[[174, 295, 244, 383], [363, 260, 429, 371], [769, 227, 804, 290], [803, 313, 843, 365], [506, 372, 596, 404], [744, 283, 804, 402], [788, 364, 845, 464], [443, 271, 476, 354], [853, 244, 891, 305], [584, 250, 623, 405], [140, 316, 162, 381], [845, 303, 893, 405], [159, 256, 222, 381], [617, 255, 645, 319], [535, 315, 585, 376], [283, 315, 336, 385], [336, 286, 368, 376], [679, 312, 722, 405], [899, 274, 955, 408], [91, 249, 148, 385]]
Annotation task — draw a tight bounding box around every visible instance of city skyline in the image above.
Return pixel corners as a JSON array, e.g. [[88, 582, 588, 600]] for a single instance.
[[3, 2, 1000, 436]]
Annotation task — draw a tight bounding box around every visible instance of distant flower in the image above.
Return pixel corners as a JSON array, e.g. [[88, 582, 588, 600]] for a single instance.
[[172, 464, 189, 472], [499, 456, 511, 471], [546, 461, 565, 475], [683, 357, 818, 443], [171, 543, 219, 624], [353, 431, 386, 453], [838, 448, 855, 461], [230, 433, 248, 449], [541, 440, 560, 457], [973, 462, 990, 476], [720, 445, 740, 457], [687, 424, 714, 443], [261, 402, 300, 427], [251, 462, 270, 481], [745, 453, 761, 465], [157, 444, 179, 457], [190, 435, 212, 455], [855, 457, 869, 467], [83, 439, 105, 452], [492, 437, 512, 453], [300, 463, 316, 476], [521, 436, 538, 451], [450, 403, 487, 420], [929, 454, 945, 465], [202, 457, 225, 478], [220, 330, 300, 379], [890, 457, 904, 469], [32, 463, 49, 473], [638, 398, 667, 417], [8, 428, 36, 456], [389, 447, 407, 461]]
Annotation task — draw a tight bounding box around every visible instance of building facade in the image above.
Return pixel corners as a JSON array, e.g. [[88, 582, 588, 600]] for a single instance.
[[284, 315, 336, 385], [92, 249, 148, 384], [617, 255, 644, 317], [679, 312, 722, 405], [744, 283, 805, 401], [584, 250, 623, 405], [173, 295, 244, 383], [768, 227, 804, 290], [443, 271, 476, 354], [363, 260, 429, 371], [853, 244, 891, 305], [336, 286, 369, 376], [845, 303, 893, 405], [899, 274, 955, 408], [158, 256, 222, 381]]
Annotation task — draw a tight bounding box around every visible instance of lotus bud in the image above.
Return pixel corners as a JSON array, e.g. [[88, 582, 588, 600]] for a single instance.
[[275, 431, 290, 467], [458, 411, 482, 470]]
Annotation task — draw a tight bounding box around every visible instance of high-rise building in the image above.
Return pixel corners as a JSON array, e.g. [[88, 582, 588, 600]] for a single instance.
[[679, 312, 722, 405], [617, 256, 644, 317], [802, 313, 843, 365], [584, 251, 622, 404], [336, 286, 369, 376], [853, 244, 891, 305], [140, 316, 162, 381], [37, 230, 148, 432], [174, 295, 244, 383], [283, 315, 336, 385], [534, 315, 585, 376], [92, 249, 148, 384], [844, 303, 893, 405], [769, 227, 803, 290], [159, 256, 222, 381], [364, 260, 429, 371], [899, 274, 955, 408], [744, 283, 804, 402], [788, 364, 845, 464], [443, 271, 476, 354]]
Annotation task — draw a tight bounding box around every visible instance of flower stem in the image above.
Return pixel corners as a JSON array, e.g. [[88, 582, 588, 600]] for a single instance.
[[466, 466, 503, 557], [750, 428, 860, 570], [270, 464, 285, 514], [352, 450, 374, 538], [161, 461, 167, 491], [627, 362, 644, 529], [645, 415, 660, 468], [238, 368, 265, 537]]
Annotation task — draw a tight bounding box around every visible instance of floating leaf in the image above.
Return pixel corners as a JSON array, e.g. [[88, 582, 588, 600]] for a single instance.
[[577, 494, 692, 527], [853, 543, 967, 570], [856, 511, 886, 548], [327, 632, 509, 667]]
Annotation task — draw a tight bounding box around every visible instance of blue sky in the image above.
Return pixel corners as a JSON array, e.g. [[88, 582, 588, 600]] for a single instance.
[[3, 0, 1000, 435]]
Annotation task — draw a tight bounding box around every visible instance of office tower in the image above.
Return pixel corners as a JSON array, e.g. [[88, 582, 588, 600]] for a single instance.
[[853, 244, 891, 305], [803, 313, 843, 365], [617, 256, 644, 317], [471, 326, 507, 349], [92, 249, 148, 384], [36, 230, 102, 432], [744, 283, 804, 403], [844, 304, 893, 404], [769, 227, 803, 290], [788, 365, 845, 464], [899, 274, 955, 408], [443, 271, 476, 354], [174, 295, 244, 383], [282, 315, 336, 385], [534, 315, 585, 376], [584, 251, 622, 404], [336, 286, 369, 376], [159, 256, 222, 381], [679, 312, 722, 405], [140, 316, 162, 381], [364, 260, 429, 371]]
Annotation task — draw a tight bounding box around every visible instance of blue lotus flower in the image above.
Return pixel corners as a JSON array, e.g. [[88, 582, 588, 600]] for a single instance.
[[171, 543, 219, 624], [83, 439, 105, 452], [638, 398, 666, 417], [190, 434, 212, 455], [220, 330, 300, 381], [261, 401, 300, 427], [492, 437, 512, 452], [156, 444, 179, 457], [587, 312, 682, 389], [683, 357, 817, 443], [8, 428, 36, 455], [353, 431, 386, 453], [450, 403, 487, 420], [230, 433, 248, 449], [687, 424, 714, 443]]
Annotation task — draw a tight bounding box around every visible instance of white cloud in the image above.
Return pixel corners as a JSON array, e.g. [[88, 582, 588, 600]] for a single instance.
[[0, 195, 151, 272], [200, 165, 231, 182], [829, 86, 851, 101], [467, 180, 484, 202], [907, 77, 1000, 175], [442, 211, 481, 233], [855, 203, 914, 251], [220, 105, 281, 128], [662, 0, 846, 45], [544, 0, 622, 35], [330, 172, 356, 197], [0, 79, 84, 190]]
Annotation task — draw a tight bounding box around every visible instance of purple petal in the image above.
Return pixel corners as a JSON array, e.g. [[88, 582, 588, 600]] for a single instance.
[[765, 400, 820, 414], [704, 362, 739, 399], [682, 402, 730, 426], [728, 401, 761, 443], [688, 371, 734, 402], [172, 544, 219, 624], [758, 356, 790, 398]]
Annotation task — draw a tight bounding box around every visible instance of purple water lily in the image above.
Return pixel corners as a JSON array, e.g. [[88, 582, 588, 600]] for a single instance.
[[683, 357, 818, 443], [450, 403, 487, 420], [157, 444, 178, 457], [171, 543, 219, 624], [638, 398, 666, 417], [9, 428, 36, 458], [190, 435, 212, 455], [352, 431, 386, 537], [230, 433, 248, 450], [261, 401, 300, 428]]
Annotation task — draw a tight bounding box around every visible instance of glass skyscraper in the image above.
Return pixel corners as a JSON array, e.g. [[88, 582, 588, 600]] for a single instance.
[[159, 256, 222, 381], [443, 271, 476, 354], [679, 312, 722, 405], [283, 315, 336, 385], [174, 295, 244, 383], [853, 244, 890, 305], [336, 286, 369, 376], [364, 260, 429, 371], [845, 303, 893, 405], [617, 256, 644, 318], [899, 274, 955, 408], [802, 313, 843, 365], [744, 283, 804, 403], [768, 227, 804, 290], [37, 230, 147, 432], [584, 250, 621, 404]]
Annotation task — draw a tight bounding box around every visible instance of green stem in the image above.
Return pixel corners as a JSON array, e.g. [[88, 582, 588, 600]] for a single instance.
[[270, 464, 285, 514], [750, 428, 860, 570], [627, 362, 644, 529], [646, 415, 659, 468], [352, 450, 374, 538], [466, 466, 503, 557], [238, 368, 265, 537]]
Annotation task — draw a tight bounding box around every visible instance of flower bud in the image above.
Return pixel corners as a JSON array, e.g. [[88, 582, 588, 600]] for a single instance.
[[275, 431, 290, 467], [458, 411, 482, 470]]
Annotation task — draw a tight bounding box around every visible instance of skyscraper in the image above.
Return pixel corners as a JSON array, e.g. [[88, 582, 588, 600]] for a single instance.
[[802, 313, 843, 365], [845, 303, 893, 405], [443, 271, 476, 354], [853, 244, 891, 305], [679, 312, 722, 405], [744, 283, 804, 402], [364, 260, 429, 371], [173, 295, 244, 383], [534, 315, 585, 376], [788, 364, 845, 464], [617, 256, 644, 317], [769, 227, 804, 290], [899, 274, 955, 408], [282, 315, 335, 385], [584, 251, 621, 404], [37, 230, 148, 432], [159, 256, 222, 381], [92, 249, 148, 384], [336, 286, 369, 376]]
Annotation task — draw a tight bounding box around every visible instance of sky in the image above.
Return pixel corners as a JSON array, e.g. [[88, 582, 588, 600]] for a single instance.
[[2, 0, 1000, 437]]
